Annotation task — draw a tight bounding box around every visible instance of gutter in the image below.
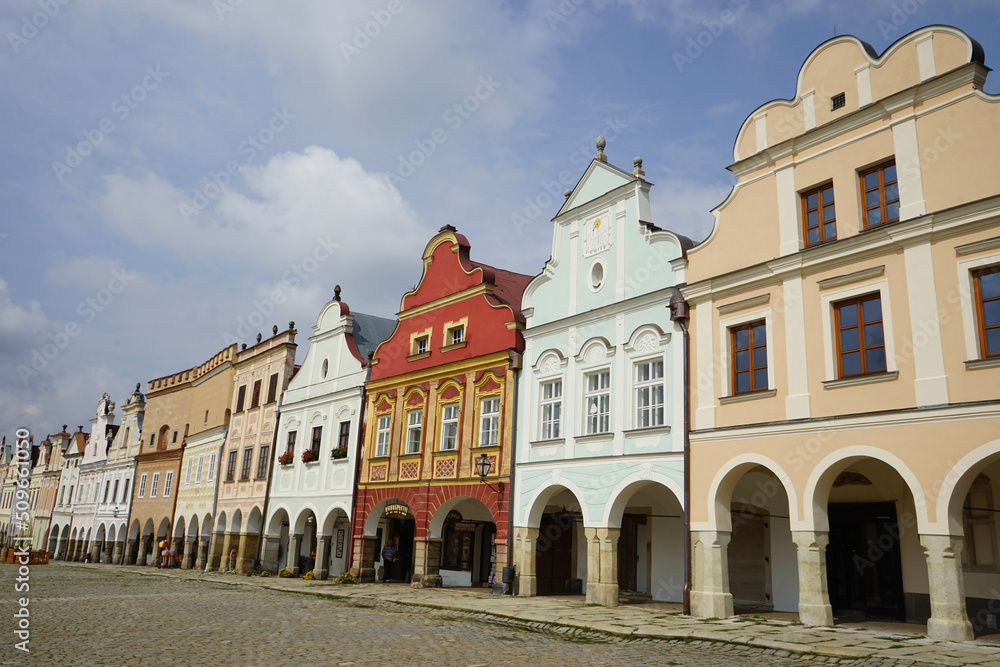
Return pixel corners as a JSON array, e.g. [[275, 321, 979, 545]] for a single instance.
[[203, 426, 228, 571], [255, 408, 281, 568], [347, 377, 370, 574], [506, 350, 519, 587], [669, 294, 692, 616]]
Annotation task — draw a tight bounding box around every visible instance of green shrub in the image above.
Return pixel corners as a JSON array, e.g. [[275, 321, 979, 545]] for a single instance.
[[278, 568, 293, 578]]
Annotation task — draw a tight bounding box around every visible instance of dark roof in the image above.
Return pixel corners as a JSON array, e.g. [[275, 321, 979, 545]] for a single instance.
[[352, 312, 397, 360], [470, 261, 534, 322]]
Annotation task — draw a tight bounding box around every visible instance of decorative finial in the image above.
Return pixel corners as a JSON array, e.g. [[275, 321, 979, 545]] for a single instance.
[[632, 157, 644, 178], [256, 333, 262, 343], [62, 425, 67, 432], [135, 382, 140, 392], [334, 285, 341, 302], [242, 343, 247, 350], [595, 135, 607, 162], [564, 189, 572, 199], [289, 321, 295, 330], [272, 325, 278, 335]]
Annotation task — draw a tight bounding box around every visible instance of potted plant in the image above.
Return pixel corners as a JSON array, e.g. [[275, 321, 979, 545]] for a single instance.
[[331, 446, 348, 460], [301, 448, 319, 463], [278, 451, 294, 466]]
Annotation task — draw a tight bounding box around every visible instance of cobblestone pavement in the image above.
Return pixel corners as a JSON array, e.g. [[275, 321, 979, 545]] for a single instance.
[[0, 564, 807, 667]]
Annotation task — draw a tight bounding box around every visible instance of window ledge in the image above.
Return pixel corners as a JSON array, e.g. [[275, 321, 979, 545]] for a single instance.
[[623, 425, 671, 437], [434, 448, 458, 456], [575, 432, 612, 443], [965, 357, 1000, 371], [822, 371, 898, 390], [406, 351, 431, 362], [439, 341, 467, 353], [398, 451, 421, 459], [475, 443, 500, 449], [719, 389, 777, 404], [529, 437, 565, 447]]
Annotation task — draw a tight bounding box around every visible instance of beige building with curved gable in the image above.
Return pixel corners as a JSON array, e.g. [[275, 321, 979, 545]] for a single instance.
[[682, 26, 1000, 641]]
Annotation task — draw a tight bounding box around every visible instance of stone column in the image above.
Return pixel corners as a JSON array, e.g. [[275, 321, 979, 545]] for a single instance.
[[351, 535, 377, 582], [102, 539, 113, 564], [135, 536, 147, 566], [172, 537, 184, 568], [182, 537, 197, 569], [597, 528, 620, 606], [921, 534, 975, 641], [315, 534, 332, 580], [220, 531, 234, 571], [514, 526, 538, 597], [112, 540, 123, 565], [691, 530, 734, 619], [242, 532, 260, 572], [195, 536, 210, 570], [421, 537, 443, 588], [791, 531, 834, 627], [287, 534, 302, 575], [260, 534, 280, 574], [65, 539, 74, 561], [208, 531, 225, 571], [585, 527, 601, 603]]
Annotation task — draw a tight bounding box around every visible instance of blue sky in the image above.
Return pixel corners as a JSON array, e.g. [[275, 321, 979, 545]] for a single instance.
[[1, 0, 998, 441]]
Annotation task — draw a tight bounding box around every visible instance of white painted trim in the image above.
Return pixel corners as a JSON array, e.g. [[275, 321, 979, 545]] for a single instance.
[[695, 453, 799, 532], [855, 63, 872, 107], [956, 250, 1000, 361], [916, 33, 936, 81], [754, 113, 768, 152], [935, 438, 1000, 534], [801, 90, 816, 131], [819, 277, 896, 382], [602, 471, 683, 528], [717, 293, 769, 314], [775, 165, 799, 256], [891, 117, 927, 220], [782, 275, 811, 419], [520, 477, 592, 528], [719, 306, 774, 398], [694, 301, 716, 429], [801, 446, 929, 533], [903, 240, 949, 405]]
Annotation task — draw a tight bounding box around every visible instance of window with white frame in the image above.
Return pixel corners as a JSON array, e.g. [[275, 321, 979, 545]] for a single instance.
[[121, 478, 129, 502], [584, 370, 611, 434], [449, 326, 464, 345], [634, 358, 664, 428], [207, 453, 216, 482], [406, 410, 423, 454], [195, 454, 204, 484], [185, 458, 193, 484], [149, 472, 159, 498], [375, 415, 391, 457], [480, 397, 500, 445], [539, 380, 562, 440], [440, 404, 459, 451], [163, 471, 173, 498]]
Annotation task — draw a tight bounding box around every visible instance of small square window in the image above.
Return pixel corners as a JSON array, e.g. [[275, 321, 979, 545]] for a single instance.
[[416, 336, 429, 355], [450, 327, 464, 345], [831, 92, 846, 110]]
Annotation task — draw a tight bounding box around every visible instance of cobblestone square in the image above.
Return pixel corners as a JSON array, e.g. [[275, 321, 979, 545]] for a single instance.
[[1, 564, 808, 667]]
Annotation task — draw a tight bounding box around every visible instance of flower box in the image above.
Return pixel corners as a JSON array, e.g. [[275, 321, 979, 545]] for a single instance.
[[331, 447, 348, 460], [301, 448, 319, 464], [278, 452, 294, 466]]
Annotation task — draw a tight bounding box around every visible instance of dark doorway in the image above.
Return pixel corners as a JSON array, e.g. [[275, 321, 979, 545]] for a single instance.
[[827, 502, 906, 621], [389, 517, 415, 583], [618, 514, 647, 593], [478, 524, 496, 584], [729, 505, 771, 610], [536, 513, 574, 594]]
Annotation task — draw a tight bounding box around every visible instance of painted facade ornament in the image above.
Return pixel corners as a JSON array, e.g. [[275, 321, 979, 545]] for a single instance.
[[583, 212, 613, 257]]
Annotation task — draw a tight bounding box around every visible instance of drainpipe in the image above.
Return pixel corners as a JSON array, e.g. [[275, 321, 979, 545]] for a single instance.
[[121, 453, 139, 565], [203, 426, 228, 572], [669, 293, 692, 616], [507, 350, 520, 579], [255, 409, 281, 566], [347, 373, 370, 573]]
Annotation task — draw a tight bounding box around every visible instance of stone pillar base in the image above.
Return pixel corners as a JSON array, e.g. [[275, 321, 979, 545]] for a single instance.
[[513, 526, 538, 597], [921, 534, 974, 641], [413, 574, 442, 589], [791, 531, 834, 627], [691, 530, 734, 619], [357, 567, 375, 583]]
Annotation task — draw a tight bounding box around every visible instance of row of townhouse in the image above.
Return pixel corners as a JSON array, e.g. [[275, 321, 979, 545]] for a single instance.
[[4, 25, 998, 642]]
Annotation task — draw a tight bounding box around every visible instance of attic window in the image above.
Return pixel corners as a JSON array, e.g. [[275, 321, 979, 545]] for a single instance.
[[831, 92, 846, 111]]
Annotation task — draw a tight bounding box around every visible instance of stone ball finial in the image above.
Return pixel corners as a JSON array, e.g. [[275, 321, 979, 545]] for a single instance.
[[564, 189, 572, 199], [272, 325, 278, 335], [289, 321, 295, 330], [596, 135, 606, 151], [632, 156, 645, 177], [334, 285, 342, 302], [634, 157, 643, 168], [242, 343, 247, 350], [256, 333, 262, 343]]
